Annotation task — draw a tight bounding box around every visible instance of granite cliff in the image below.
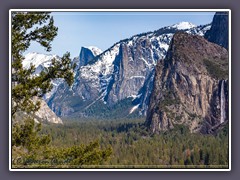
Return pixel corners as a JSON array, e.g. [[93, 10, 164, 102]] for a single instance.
[[145, 32, 228, 133], [204, 12, 229, 49]]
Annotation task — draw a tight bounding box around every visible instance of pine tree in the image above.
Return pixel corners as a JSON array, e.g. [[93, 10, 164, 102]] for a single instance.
[[11, 12, 75, 116], [11, 12, 112, 168]]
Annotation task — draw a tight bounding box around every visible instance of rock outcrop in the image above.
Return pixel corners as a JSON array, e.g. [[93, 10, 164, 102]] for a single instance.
[[13, 97, 63, 124], [204, 12, 229, 50], [34, 97, 63, 124], [79, 46, 102, 66], [146, 32, 228, 133]]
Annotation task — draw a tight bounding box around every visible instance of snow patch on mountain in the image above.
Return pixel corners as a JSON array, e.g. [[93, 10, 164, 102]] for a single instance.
[[86, 46, 102, 56], [23, 52, 64, 101], [129, 76, 145, 80], [128, 93, 142, 100], [129, 104, 140, 114], [187, 24, 211, 36], [171, 21, 196, 30], [79, 44, 120, 88], [23, 52, 58, 71]]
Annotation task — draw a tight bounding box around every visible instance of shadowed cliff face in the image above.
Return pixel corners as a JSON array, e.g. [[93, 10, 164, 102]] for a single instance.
[[146, 32, 228, 134], [79, 47, 95, 66], [204, 12, 229, 50]]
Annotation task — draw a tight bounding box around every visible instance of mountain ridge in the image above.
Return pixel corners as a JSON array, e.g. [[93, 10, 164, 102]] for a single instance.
[[46, 22, 211, 118], [145, 31, 228, 133], [23, 21, 212, 119]]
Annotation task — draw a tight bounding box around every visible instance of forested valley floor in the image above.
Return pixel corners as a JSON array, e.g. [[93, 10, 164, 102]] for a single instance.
[[28, 117, 229, 169]]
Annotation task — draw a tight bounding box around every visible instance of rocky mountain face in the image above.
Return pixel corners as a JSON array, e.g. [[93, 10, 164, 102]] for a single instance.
[[14, 97, 63, 124], [204, 12, 229, 49], [23, 52, 64, 101], [145, 32, 228, 134], [45, 22, 211, 118], [21, 53, 63, 124], [34, 97, 63, 124], [79, 46, 102, 66]]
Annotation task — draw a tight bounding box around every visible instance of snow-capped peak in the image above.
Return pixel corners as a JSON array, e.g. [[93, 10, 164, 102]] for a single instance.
[[79, 43, 120, 87], [85, 46, 102, 56], [23, 52, 58, 69], [171, 21, 196, 30]]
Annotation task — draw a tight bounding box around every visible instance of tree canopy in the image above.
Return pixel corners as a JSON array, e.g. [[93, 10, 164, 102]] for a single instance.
[[11, 12, 112, 168], [11, 12, 74, 116]]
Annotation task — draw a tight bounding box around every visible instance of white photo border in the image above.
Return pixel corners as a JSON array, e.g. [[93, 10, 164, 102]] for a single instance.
[[9, 9, 231, 171]]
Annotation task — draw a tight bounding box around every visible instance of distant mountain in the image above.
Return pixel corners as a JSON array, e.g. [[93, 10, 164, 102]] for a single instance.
[[204, 12, 229, 50], [45, 22, 211, 118], [171, 21, 196, 30], [22, 53, 64, 124], [23, 52, 64, 101], [23, 22, 211, 119], [23, 52, 58, 74], [145, 32, 228, 134], [79, 46, 102, 67]]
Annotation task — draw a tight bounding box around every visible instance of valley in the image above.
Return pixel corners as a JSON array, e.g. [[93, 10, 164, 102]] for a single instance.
[[38, 117, 229, 168]]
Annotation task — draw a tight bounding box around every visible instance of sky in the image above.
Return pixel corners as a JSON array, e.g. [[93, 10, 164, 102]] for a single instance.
[[25, 11, 215, 58]]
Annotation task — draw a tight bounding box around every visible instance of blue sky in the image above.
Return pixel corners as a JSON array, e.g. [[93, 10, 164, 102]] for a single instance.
[[25, 11, 215, 58]]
